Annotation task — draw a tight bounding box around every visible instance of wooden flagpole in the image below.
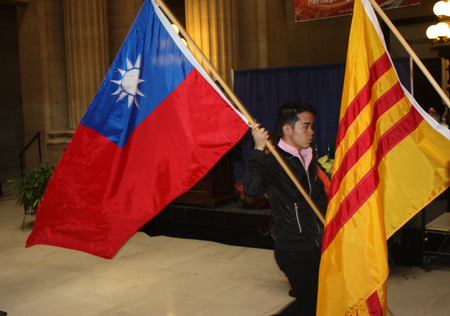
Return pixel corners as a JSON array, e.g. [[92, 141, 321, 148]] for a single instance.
[[155, 0, 325, 225], [368, 0, 450, 110]]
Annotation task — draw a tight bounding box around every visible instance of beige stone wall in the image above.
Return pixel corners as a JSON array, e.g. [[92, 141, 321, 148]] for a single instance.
[[0, 0, 443, 172], [238, 0, 288, 70], [17, 0, 69, 168], [285, 0, 351, 66], [284, 0, 437, 67], [0, 4, 24, 169], [108, 0, 144, 64], [16, 0, 69, 167], [64, 0, 110, 129], [1, 0, 188, 169], [108, 0, 184, 64], [16, 3, 42, 170], [267, 0, 288, 67], [185, 0, 239, 88], [385, 0, 435, 20]]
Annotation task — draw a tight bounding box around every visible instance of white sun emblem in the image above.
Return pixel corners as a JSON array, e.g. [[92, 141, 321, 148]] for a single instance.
[[111, 55, 145, 108]]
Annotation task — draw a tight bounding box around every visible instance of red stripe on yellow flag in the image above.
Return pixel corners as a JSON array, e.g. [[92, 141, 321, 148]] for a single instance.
[[317, 0, 450, 315]]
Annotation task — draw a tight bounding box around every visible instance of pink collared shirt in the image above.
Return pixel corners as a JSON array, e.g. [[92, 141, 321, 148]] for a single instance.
[[278, 138, 313, 171]]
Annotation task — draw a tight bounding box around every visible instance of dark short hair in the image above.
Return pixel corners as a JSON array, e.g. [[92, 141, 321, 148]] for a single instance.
[[427, 101, 446, 117], [276, 100, 316, 136]]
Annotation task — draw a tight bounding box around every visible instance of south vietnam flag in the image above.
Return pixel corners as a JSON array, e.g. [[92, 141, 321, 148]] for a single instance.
[[317, 0, 450, 314], [26, 0, 249, 259]]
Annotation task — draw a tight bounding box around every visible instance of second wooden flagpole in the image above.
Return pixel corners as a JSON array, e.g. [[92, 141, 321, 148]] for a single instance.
[[155, 0, 326, 225], [368, 0, 450, 110]]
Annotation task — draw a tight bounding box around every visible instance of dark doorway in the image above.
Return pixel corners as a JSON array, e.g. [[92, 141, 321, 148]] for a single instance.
[[413, 58, 442, 111]]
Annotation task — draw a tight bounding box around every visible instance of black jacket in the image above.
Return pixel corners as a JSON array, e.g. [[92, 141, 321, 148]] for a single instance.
[[243, 146, 328, 251]]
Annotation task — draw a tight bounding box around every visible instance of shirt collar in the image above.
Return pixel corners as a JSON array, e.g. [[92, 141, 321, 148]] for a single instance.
[[278, 138, 313, 170]]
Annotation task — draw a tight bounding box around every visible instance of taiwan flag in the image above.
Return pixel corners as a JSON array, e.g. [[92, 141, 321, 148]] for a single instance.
[[26, 0, 250, 259]]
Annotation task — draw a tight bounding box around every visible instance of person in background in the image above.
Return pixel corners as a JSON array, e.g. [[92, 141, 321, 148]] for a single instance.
[[244, 100, 328, 316], [427, 101, 448, 128]]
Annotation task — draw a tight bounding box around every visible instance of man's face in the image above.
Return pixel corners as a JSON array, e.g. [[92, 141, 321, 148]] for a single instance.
[[428, 108, 440, 123], [284, 112, 315, 151]]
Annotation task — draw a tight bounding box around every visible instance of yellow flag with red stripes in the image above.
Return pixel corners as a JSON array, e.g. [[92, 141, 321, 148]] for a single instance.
[[317, 0, 450, 315]]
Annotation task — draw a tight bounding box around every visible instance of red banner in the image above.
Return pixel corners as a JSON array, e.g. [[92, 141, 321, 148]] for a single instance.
[[295, 0, 420, 22]]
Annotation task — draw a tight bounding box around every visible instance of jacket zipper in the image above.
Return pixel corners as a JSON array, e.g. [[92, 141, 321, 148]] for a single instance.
[[286, 155, 312, 197], [287, 154, 312, 235], [315, 223, 320, 247], [294, 203, 302, 233], [295, 156, 311, 197]]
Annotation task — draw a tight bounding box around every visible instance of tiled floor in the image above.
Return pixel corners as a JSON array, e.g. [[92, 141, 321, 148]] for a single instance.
[[1, 168, 450, 316]]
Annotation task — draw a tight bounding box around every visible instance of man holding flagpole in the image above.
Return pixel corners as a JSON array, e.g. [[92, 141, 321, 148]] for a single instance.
[[244, 100, 328, 316]]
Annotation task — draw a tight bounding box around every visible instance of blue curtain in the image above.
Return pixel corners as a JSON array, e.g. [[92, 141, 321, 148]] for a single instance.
[[233, 57, 411, 180]]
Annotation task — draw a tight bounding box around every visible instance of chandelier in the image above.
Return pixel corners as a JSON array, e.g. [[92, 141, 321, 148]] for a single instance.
[[427, 1, 450, 42]]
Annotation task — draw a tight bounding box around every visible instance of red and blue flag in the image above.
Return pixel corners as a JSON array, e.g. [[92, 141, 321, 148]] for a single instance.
[[26, 0, 249, 259]]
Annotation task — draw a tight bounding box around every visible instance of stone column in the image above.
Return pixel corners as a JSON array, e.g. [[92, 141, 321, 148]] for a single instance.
[[237, 0, 288, 70], [17, 0, 70, 166], [185, 0, 238, 88], [107, 0, 143, 64], [63, 0, 110, 128]]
